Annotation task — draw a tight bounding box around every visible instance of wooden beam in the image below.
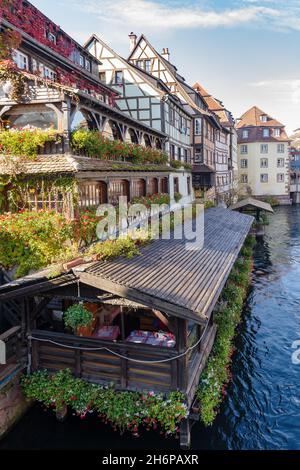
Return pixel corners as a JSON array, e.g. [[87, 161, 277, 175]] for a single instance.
[[79, 272, 207, 325]]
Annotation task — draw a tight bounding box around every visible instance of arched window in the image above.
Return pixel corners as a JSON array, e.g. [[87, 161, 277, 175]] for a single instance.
[[147, 178, 158, 195], [78, 181, 108, 209], [109, 179, 130, 205], [131, 179, 146, 199], [3, 104, 58, 130]]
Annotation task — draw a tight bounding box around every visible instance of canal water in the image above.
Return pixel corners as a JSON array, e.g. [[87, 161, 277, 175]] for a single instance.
[[1, 205, 300, 450]]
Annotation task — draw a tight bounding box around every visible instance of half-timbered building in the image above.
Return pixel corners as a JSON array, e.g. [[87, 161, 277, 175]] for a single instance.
[[126, 34, 238, 202], [84, 34, 192, 164]]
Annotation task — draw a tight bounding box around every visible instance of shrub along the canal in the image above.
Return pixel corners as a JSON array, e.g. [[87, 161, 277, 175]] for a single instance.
[[197, 235, 255, 426], [20, 369, 188, 437]]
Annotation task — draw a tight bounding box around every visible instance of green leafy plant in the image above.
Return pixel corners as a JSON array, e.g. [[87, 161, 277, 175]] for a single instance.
[[197, 235, 254, 426], [21, 369, 187, 437], [130, 193, 170, 207], [174, 192, 182, 203], [71, 129, 168, 165], [0, 128, 58, 158], [170, 160, 183, 169], [63, 304, 93, 331], [0, 59, 25, 101]]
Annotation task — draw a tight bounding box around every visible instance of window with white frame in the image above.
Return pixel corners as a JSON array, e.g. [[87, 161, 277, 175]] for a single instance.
[[43, 66, 56, 80], [274, 128, 281, 137], [85, 60, 91, 72], [260, 174, 268, 183], [241, 174, 248, 183], [277, 158, 284, 167], [144, 60, 151, 73], [240, 144, 248, 154], [260, 115, 268, 122], [242, 129, 249, 139], [47, 32, 56, 44], [195, 118, 202, 135], [260, 158, 268, 168], [12, 50, 29, 70], [277, 173, 285, 183], [277, 144, 285, 153], [260, 144, 268, 154], [263, 128, 270, 137], [115, 71, 123, 84], [241, 159, 248, 168]]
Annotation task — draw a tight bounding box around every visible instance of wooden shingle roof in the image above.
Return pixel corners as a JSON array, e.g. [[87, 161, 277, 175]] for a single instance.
[[78, 207, 254, 324]]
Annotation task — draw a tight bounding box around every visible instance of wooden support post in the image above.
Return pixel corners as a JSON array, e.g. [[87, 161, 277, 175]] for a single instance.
[[180, 418, 191, 449], [176, 318, 188, 391]]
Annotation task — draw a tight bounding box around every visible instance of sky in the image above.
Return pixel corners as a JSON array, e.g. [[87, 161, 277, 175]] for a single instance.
[[31, 0, 300, 134]]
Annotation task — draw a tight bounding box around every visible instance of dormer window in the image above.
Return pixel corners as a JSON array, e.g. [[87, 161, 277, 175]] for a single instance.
[[260, 115, 268, 122], [85, 60, 91, 72], [47, 32, 56, 44], [242, 129, 249, 139], [263, 128, 270, 137], [274, 128, 280, 137]]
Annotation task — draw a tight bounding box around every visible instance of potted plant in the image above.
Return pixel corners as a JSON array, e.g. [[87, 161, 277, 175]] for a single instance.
[[64, 304, 94, 337]]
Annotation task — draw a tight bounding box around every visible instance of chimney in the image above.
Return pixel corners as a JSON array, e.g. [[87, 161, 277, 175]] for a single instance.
[[129, 32, 137, 52], [161, 47, 170, 62]]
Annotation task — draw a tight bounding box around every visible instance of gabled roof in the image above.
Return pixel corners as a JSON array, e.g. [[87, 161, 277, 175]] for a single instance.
[[83, 34, 191, 117], [230, 197, 274, 214], [193, 82, 234, 127], [128, 34, 213, 119], [236, 106, 284, 128]]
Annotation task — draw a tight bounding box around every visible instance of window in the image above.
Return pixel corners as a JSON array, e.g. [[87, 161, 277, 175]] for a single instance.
[[260, 158, 268, 168], [47, 32, 56, 44], [241, 159, 248, 168], [144, 60, 151, 73], [99, 71, 106, 82], [260, 174, 268, 183], [169, 107, 175, 126], [277, 144, 285, 153], [277, 158, 284, 167], [31, 58, 38, 73], [173, 177, 179, 194], [260, 144, 268, 154], [79, 55, 84, 67], [12, 50, 29, 70], [240, 144, 248, 154], [241, 174, 248, 183], [242, 129, 249, 139], [260, 115, 268, 122], [178, 147, 181, 161], [187, 176, 191, 195], [137, 60, 143, 69], [274, 128, 280, 137], [170, 144, 175, 160], [85, 60, 91, 72], [115, 71, 123, 84], [184, 149, 188, 163], [263, 128, 270, 137], [195, 118, 202, 135], [277, 173, 285, 183], [43, 66, 56, 80]]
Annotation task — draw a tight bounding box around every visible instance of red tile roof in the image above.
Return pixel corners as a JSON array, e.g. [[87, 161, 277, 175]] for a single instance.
[[236, 106, 284, 128]]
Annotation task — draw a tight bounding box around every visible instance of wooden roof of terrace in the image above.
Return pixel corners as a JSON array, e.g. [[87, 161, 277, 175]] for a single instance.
[[0, 208, 253, 324], [230, 197, 274, 214], [76, 207, 254, 324]]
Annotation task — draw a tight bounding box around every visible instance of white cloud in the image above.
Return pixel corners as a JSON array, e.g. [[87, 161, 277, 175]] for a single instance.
[[252, 79, 300, 106], [76, 0, 287, 31]]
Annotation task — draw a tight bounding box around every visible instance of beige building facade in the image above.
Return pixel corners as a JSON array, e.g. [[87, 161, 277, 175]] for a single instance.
[[237, 106, 290, 204]]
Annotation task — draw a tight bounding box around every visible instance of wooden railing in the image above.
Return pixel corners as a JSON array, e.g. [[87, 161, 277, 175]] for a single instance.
[[30, 330, 182, 393], [38, 134, 65, 155]]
